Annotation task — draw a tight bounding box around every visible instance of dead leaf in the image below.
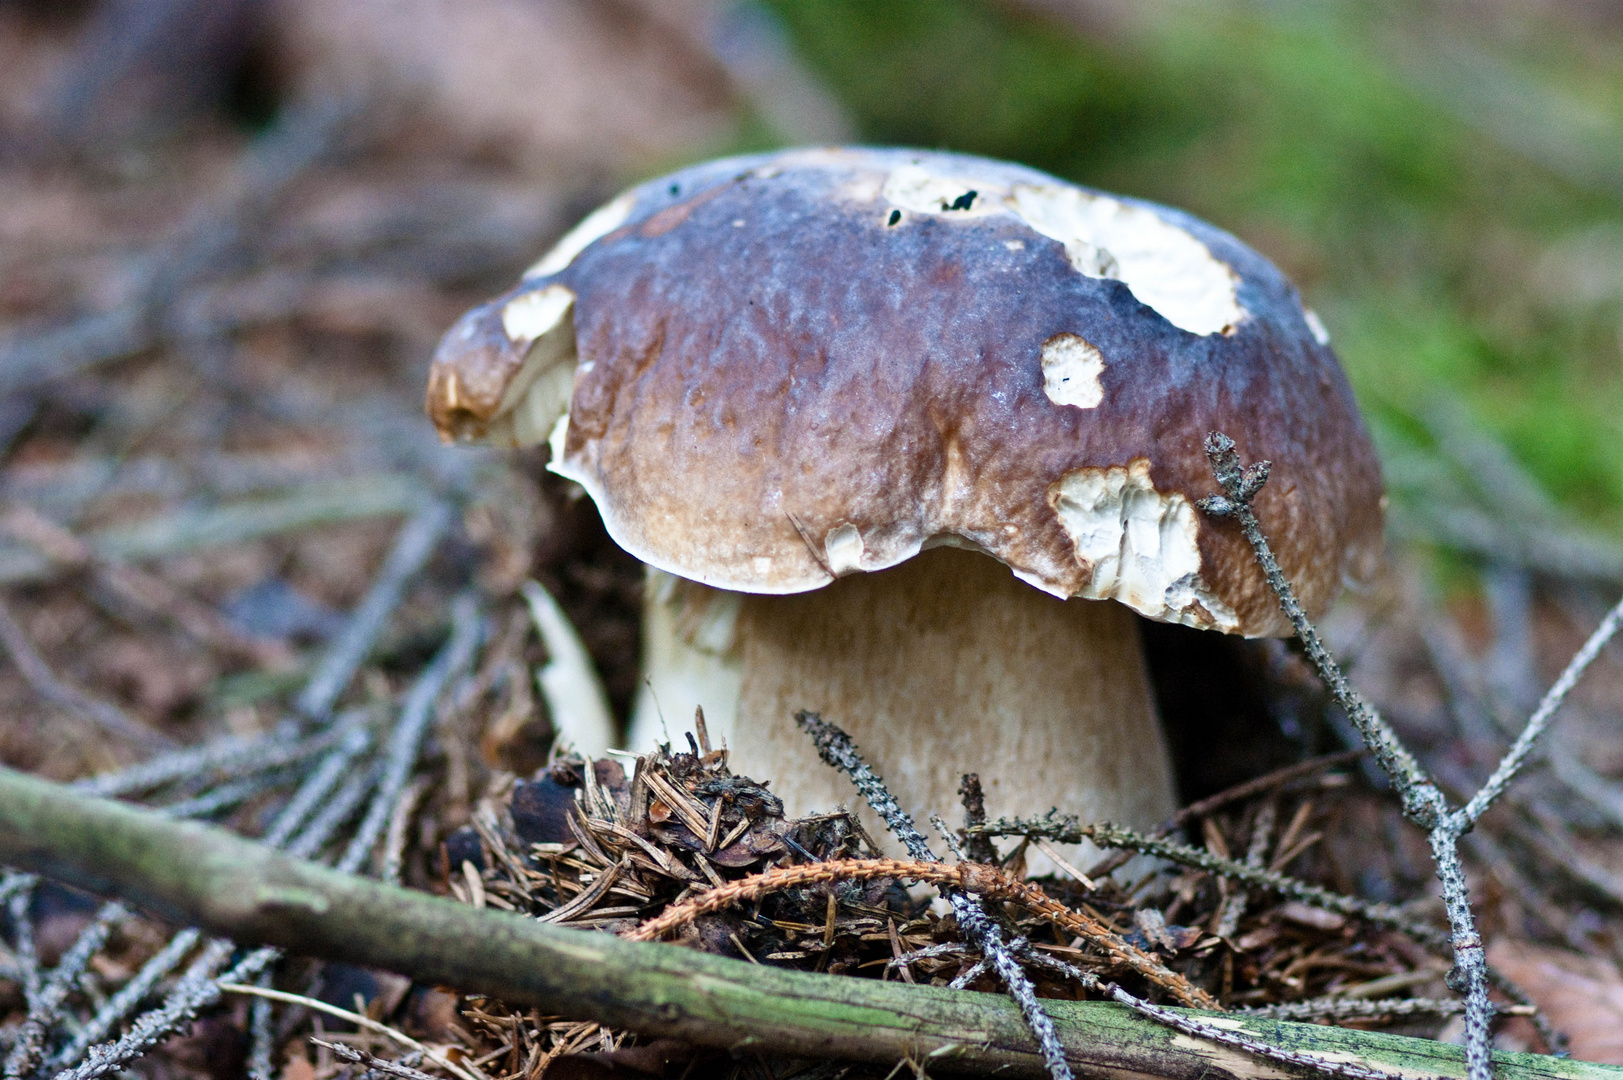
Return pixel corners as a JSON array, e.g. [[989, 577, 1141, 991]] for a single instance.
[[1489, 938, 1623, 1063], [280, 1050, 316, 1080]]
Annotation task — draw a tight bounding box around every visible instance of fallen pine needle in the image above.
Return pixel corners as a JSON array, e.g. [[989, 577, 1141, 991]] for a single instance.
[[217, 981, 481, 1080]]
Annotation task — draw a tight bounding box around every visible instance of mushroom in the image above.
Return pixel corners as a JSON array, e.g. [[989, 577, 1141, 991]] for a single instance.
[[426, 147, 1384, 869]]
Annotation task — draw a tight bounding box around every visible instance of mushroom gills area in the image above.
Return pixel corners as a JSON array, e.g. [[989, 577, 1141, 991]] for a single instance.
[[631, 546, 1176, 873]]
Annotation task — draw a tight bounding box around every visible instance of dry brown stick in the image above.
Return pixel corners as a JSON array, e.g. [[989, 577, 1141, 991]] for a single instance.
[[959, 773, 1000, 865], [625, 856, 1217, 1009], [1172, 750, 1366, 828]]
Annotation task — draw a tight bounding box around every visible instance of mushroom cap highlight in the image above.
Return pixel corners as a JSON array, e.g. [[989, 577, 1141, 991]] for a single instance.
[[427, 146, 1384, 637]]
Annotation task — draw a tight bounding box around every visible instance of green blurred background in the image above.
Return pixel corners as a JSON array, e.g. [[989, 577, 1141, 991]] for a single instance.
[[738, 0, 1623, 557]]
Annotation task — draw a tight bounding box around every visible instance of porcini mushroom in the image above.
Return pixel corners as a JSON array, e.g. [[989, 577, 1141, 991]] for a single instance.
[[426, 147, 1384, 868]]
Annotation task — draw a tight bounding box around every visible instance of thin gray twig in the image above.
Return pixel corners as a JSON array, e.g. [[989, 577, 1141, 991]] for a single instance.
[[46, 929, 203, 1070], [1238, 996, 1469, 1022], [972, 815, 1446, 950], [1463, 592, 1623, 824], [45, 631, 471, 1078], [1197, 429, 1614, 1080], [0, 596, 172, 751], [311, 1040, 439, 1080], [338, 593, 481, 875], [795, 711, 1074, 1080], [2, 901, 126, 1077], [4, 885, 40, 1017], [1199, 435, 1445, 826], [73, 726, 336, 800], [295, 502, 453, 725], [246, 968, 276, 1080], [1109, 989, 1414, 1080]]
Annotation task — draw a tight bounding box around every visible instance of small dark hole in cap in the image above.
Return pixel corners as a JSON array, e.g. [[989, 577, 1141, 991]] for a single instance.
[[886, 209, 901, 226], [669, 183, 680, 196], [948, 190, 977, 211]]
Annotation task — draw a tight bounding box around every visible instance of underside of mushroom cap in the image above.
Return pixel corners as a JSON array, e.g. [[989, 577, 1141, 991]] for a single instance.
[[426, 146, 1385, 637]]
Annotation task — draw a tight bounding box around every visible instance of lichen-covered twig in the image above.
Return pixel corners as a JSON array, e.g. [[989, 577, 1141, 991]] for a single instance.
[[1, 898, 125, 1076], [246, 969, 277, 1080], [73, 723, 347, 800], [3, 884, 40, 1025], [338, 593, 482, 875], [1108, 991, 1413, 1080], [993, 942, 1426, 1080], [6, 512, 429, 1077], [1238, 996, 1498, 1022], [46, 928, 203, 1070], [310, 1040, 440, 1080], [0, 595, 173, 751], [795, 711, 1076, 1080], [1082, 749, 1364, 880], [1200, 435, 1443, 826], [295, 501, 453, 724], [1198, 430, 1623, 1080], [31, 721, 368, 1072], [1462, 594, 1623, 825], [43, 599, 481, 1078]]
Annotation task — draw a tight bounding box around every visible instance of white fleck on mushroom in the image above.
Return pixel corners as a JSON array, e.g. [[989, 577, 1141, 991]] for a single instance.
[[1040, 333, 1106, 410]]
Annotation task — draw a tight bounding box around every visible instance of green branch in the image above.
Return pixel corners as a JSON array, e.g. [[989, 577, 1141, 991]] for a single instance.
[[0, 767, 1614, 1080]]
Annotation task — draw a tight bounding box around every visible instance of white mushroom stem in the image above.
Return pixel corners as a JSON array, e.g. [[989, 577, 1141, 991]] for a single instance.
[[629, 546, 1176, 873]]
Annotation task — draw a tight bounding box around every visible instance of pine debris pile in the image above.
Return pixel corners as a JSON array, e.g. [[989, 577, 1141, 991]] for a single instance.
[[422, 732, 1505, 1078]]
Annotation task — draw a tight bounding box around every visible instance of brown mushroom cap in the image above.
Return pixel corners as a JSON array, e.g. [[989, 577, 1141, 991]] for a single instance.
[[428, 147, 1384, 637]]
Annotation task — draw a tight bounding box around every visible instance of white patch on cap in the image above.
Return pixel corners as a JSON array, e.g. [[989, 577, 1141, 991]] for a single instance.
[[523, 191, 637, 280], [1040, 334, 1105, 410], [1049, 459, 1239, 631], [874, 164, 1243, 336], [1008, 184, 1243, 337], [881, 165, 1000, 217], [824, 523, 865, 575], [1303, 308, 1331, 345], [502, 284, 574, 343]]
